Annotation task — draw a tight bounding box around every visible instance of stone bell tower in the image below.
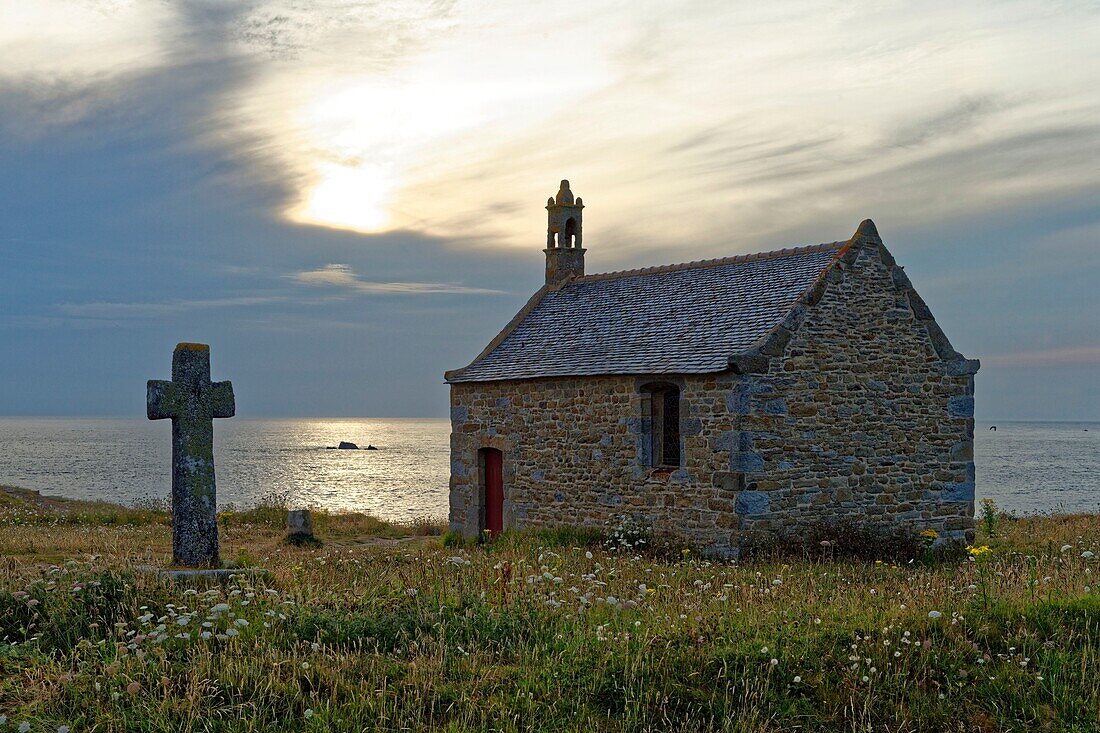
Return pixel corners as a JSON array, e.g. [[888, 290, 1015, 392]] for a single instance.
[[544, 180, 585, 285]]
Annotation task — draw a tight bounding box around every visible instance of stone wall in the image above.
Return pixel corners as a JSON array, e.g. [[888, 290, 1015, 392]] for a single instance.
[[449, 373, 742, 555], [728, 235, 976, 546], [448, 233, 976, 554]]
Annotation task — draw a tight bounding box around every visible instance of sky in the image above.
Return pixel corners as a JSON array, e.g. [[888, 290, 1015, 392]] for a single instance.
[[0, 0, 1097, 420]]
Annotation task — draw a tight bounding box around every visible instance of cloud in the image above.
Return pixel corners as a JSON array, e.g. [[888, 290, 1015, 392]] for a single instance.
[[890, 95, 1007, 149], [6, 0, 1099, 258], [57, 296, 283, 320], [293, 264, 504, 295], [983, 347, 1100, 368]]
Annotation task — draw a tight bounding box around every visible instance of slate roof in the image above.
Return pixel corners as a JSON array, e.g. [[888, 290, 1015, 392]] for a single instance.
[[446, 241, 846, 383]]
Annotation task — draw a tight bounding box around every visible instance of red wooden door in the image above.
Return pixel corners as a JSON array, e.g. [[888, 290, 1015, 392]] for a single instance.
[[483, 448, 503, 534]]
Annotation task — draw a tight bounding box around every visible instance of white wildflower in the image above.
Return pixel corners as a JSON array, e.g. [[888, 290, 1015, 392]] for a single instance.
[[928, 611, 943, 620]]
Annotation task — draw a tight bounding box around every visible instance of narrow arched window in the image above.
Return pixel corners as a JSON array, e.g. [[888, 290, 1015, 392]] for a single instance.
[[563, 217, 577, 247], [641, 382, 681, 468]]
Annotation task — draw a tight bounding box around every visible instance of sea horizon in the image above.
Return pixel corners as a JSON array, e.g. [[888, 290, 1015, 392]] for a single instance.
[[1, 416, 1096, 521]]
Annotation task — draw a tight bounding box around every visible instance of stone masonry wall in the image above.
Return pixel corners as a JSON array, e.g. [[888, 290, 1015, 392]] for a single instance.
[[728, 237, 976, 545], [449, 373, 743, 555], [449, 235, 976, 553]]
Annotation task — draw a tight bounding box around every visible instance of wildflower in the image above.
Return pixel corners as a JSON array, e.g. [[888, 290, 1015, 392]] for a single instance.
[[59, 727, 70, 733], [920, 529, 939, 540], [304, 709, 314, 719], [793, 675, 801, 683], [928, 611, 942, 620], [585, 551, 593, 559], [406, 588, 418, 597], [1083, 551, 1096, 559], [770, 658, 778, 666], [1061, 544, 1073, 553], [301, 662, 310, 669], [234, 619, 248, 627], [225, 628, 239, 637], [966, 545, 992, 557], [19, 723, 30, 733]]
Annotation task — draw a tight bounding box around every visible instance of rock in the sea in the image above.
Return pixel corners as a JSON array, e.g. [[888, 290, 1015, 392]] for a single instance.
[[366, 444, 378, 451], [338, 441, 359, 450]]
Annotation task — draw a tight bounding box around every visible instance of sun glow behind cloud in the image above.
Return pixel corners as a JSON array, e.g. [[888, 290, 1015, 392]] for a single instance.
[[226, 1, 615, 236]]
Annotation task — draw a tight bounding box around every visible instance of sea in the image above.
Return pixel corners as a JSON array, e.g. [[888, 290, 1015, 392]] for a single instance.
[[0, 418, 1096, 521]]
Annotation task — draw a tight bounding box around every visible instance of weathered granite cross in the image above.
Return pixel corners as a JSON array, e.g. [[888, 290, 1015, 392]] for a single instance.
[[147, 343, 235, 567]]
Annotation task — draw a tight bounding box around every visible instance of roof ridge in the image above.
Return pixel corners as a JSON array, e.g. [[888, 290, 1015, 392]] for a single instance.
[[575, 240, 845, 284]]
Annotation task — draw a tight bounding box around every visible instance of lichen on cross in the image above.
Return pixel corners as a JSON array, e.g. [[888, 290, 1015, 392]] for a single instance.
[[147, 342, 235, 567]]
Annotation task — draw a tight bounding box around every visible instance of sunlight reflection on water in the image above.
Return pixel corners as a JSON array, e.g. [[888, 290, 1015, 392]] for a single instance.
[[0, 418, 450, 522]]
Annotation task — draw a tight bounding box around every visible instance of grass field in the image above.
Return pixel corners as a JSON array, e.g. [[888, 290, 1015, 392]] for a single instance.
[[1, 486, 1098, 732]]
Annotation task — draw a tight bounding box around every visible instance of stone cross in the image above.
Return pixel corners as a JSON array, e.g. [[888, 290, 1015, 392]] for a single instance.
[[147, 343, 235, 567]]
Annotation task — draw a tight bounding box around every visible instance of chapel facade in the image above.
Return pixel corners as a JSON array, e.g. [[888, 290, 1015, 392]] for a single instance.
[[445, 181, 978, 555]]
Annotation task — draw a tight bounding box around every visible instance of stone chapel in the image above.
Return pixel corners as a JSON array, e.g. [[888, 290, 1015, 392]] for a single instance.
[[445, 181, 978, 555]]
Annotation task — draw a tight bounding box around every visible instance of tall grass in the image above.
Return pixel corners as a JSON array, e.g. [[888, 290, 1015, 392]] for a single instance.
[[0, 495, 1097, 732]]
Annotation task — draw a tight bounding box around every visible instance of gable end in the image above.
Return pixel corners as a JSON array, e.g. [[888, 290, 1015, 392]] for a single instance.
[[728, 219, 979, 376]]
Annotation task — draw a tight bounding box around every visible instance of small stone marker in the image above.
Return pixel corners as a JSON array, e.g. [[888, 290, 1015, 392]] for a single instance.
[[287, 509, 314, 540], [147, 343, 235, 567]]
